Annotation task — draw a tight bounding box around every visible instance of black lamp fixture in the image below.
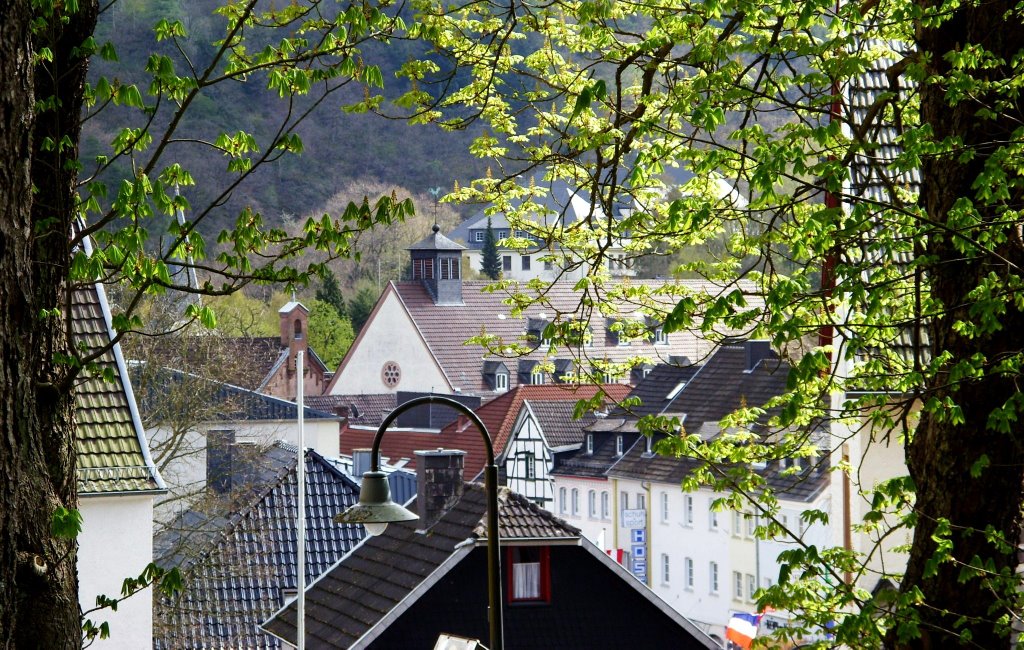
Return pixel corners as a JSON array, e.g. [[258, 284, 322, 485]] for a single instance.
[[334, 395, 504, 650]]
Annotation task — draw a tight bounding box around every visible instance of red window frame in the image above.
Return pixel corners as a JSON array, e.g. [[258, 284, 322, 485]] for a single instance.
[[506, 546, 551, 604]]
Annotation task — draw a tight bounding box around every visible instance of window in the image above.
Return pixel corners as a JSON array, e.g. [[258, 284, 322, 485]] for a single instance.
[[732, 511, 742, 537], [661, 492, 669, 522], [585, 434, 594, 455], [684, 495, 694, 526], [474, 231, 485, 242], [559, 487, 567, 514], [734, 572, 743, 600], [685, 557, 694, 589], [530, 368, 544, 385], [571, 489, 579, 516], [620, 491, 629, 514], [710, 562, 719, 594], [508, 547, 550, 603], [495, 372, 509, 392], [543, 260, 553, 270], [747, 574, 757, 602], [498, 230, 509, 239], [661, 554, 671, 584], [522, 255, 531, 270], [502, 255, 512, 271], [615, 435, 623, 456], [746, 514, 757, 538], [644, 436, 653, 455], [439, 256, 460, 280], [654, 327, 668, 344], [601, 492, 610, 520], [525, 453, 536, 480], [412, 258, 434, 280], [588, 490, 597, 518], [636, 493, 646, 511], [709, 502, 719, 530]]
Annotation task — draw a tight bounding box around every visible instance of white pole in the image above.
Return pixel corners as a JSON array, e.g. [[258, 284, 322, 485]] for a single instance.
[[296, 351, 306, 650]]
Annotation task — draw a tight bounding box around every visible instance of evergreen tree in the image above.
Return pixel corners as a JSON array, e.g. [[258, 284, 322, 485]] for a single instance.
[[480, 216, 501, 280], [347, 283, 379, 334], [315, 268, 347, 320]]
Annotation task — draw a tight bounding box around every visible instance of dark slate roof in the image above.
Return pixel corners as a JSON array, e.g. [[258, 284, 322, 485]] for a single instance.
[[154, 445, 364, 650], [323, 455, 418, 505], [135, 366, 339, 423], [407, 224, 466, 251], [610, 361, 701, 419], [526, 396, 631, 450], [72, 284, 164, 495], [551, 431, 646, 479], [304, 393, 397, 425], [262, 484, 579, 647], [386, 279, 718, 395]]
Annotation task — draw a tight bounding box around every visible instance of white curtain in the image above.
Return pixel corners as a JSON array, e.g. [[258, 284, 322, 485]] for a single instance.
[[513, 562, 541, 599]]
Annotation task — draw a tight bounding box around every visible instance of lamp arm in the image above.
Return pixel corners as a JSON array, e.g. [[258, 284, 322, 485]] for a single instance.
[[369, 395, 496, 472]]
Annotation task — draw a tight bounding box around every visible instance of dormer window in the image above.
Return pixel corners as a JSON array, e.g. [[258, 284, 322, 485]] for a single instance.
[[483, 360, 510, 392], [586, 434, 594, 455], [474, 231, 485, 242], [508, 547, 551, 603], [615, 435, 623, 456], [531, 368, 545, 385], [654, 327, 668, 345], [644, 436, 653, 456]]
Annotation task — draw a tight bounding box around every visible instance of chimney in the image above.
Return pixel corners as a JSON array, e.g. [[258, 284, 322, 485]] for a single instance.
[[744, 340, 774, 372], [414, 449, 466, 529], [352, 448, 374, 478]]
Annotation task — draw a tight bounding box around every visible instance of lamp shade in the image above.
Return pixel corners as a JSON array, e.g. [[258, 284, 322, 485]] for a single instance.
[[334, 471, 418, 527]]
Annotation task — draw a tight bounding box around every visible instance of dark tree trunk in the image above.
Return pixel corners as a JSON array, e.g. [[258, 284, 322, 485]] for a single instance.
[[0, 1, 97, 648], [897, 2, 1024, 648]]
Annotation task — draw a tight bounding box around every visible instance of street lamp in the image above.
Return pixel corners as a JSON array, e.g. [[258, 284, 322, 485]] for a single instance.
[[335, 395, 504, 650]]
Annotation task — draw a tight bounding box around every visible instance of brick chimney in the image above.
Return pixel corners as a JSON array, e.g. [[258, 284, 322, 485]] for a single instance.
[[414, 449, 466, 529]]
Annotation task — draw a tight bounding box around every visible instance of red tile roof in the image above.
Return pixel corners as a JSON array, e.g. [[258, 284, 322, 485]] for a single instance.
[[391, 279, 719, 395], [339, 384, 631, 478]]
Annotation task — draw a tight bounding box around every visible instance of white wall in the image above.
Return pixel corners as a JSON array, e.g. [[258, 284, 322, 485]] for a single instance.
[[552, 476, 615, 546], [79, 495, 155, 650], [329, 290, 450, 395]]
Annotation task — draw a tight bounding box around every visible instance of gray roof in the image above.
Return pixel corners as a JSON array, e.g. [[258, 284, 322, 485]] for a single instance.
[[135, 366, 339, 423], [154, 445, 364, 649], [262, 485, 580, 647], [407, 224, 466, 251]]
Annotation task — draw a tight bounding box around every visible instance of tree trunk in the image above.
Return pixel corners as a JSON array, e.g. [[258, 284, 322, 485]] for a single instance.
[[897, 3, 1024, 647], [0, 1, 97, 647]]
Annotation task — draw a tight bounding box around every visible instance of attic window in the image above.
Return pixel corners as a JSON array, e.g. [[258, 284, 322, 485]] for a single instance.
[[507, 546, 551, 603], [586, 434, 594, 455], [654, 328, 667, 345], [666, 381, 686, 400], [495, 373, 508, 391], [615, 435, 623, 456], [530, 368, 545, 385]]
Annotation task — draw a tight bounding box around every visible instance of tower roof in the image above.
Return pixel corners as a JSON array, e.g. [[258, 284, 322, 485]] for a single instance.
[[407, 224, 466, 251]]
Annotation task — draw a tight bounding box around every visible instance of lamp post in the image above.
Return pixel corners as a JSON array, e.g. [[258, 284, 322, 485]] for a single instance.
[[335, 395, 504, 650]]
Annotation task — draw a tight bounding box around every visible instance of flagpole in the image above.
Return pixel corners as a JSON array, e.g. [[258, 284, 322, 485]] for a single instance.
[[296, 351, 305, 650]]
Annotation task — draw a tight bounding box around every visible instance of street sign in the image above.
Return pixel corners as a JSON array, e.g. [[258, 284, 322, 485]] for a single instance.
[[622, 508, 646, 528], [632, 544, 646, 559], [631, 528, 646, 544]]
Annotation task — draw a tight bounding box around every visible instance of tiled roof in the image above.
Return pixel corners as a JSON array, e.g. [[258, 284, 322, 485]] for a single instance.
[[135, 366, 339, 423], [391, 279, 720, 395], [72, 285, 163, 495], [525, 384, 633, 450], [154, 445, 364, 650], [610, 361, 701, 418], [554, 341, 830, 502], [262, 483, 579, 647]]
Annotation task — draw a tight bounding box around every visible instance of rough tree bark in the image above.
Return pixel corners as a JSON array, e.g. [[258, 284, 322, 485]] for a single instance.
[[0, 1, 98, 647], [898, 2, 1024, 647]]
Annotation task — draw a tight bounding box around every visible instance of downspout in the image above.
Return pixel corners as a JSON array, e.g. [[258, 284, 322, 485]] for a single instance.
[[643, 480, 652, 587], [612, 477, 619, 550]]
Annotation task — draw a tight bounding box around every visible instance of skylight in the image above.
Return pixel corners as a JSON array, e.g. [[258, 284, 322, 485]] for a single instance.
[[666, 381, 686, 400]]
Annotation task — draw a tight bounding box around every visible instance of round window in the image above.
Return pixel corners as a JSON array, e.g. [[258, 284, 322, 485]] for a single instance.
[[381, 361, 401, 388]]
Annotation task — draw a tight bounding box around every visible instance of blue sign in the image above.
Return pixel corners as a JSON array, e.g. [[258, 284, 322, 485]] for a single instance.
[[632, 559, 647, 575], [631, 528, 646, 544], [632, 544, 646, 559]]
